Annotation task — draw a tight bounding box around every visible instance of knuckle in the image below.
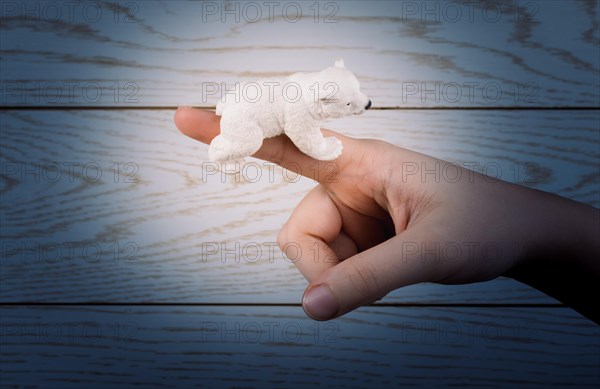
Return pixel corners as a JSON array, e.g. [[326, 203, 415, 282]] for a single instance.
[[346, 261, 383, 300]]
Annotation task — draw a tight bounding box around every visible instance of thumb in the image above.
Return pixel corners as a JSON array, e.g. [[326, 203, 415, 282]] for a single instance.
[[301, 233, 436, 320]]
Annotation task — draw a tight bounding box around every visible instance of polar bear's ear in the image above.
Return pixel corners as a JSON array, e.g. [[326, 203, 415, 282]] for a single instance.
[[334, 58, 345, 68]]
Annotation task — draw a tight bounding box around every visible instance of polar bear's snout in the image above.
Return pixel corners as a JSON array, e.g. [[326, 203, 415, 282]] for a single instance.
[[351, 94, 371, 115]]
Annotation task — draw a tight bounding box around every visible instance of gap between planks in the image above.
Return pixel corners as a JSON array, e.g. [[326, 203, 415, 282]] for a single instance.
[[0, 106, 599, 111], [0, 302, 566, 308]]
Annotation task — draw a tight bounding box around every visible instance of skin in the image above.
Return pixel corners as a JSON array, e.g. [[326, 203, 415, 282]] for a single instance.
[[174, 107, 600, 324]]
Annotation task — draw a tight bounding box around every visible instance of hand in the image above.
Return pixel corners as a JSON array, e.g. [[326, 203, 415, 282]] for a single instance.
[[174, 108, 600, 323]]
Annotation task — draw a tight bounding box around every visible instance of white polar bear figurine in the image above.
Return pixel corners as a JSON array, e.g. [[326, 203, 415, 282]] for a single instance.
[[210, 58, 371, 171]]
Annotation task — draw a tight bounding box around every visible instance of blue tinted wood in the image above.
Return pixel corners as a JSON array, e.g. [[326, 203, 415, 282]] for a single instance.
[[1, 306, 598, 388], [1, 109, 598, 303], [0, 1, 598, 107]]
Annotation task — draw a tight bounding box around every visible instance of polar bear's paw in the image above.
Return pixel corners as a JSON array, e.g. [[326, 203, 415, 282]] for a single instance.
[[317, 136, 344, 161], [208, 135, 235, 162]]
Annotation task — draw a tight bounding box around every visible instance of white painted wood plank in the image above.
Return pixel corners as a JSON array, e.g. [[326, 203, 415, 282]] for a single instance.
[[0, 306, 598, 388], [1, 1, 598, 106], [1, 109, 597, 303]]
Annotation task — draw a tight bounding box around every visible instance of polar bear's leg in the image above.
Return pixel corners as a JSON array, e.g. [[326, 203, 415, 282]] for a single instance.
[[208, 124, 264, 173], [208, 135, 236, 162], [208, 132, 263, 162], [208, 135, 248, 172], [285, 126, 343, 161]]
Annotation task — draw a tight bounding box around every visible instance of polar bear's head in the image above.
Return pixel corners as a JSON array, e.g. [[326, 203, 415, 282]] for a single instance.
[[309, 58, 371, 120]]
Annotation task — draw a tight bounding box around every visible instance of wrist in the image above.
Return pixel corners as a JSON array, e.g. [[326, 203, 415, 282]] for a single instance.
[[503, 186, 600, 323]]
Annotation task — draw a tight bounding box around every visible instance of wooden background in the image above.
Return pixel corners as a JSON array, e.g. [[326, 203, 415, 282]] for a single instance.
[[1, 1, 599, 387]]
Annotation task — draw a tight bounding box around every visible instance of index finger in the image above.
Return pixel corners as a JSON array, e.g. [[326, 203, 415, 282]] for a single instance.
[[174, 107, 354, 183]]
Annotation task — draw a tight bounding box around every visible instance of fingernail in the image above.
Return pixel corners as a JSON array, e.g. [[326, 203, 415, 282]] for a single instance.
[[303, 284, 338, 320]]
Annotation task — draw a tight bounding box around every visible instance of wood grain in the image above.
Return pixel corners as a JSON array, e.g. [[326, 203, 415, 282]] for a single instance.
[[1, 109, 598, 304], [1, 306, 598, 388], [1, 1, 598, 107], [1, 1, 599, 385]]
